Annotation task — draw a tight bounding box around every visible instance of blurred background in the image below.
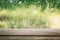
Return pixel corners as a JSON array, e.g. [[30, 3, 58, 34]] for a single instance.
[[0, 0, 60, 28]]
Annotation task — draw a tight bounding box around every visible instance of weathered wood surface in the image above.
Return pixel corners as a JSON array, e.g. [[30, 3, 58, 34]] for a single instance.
[[0, 29, 60, 35], [0, 36, 60, 40], [0, 29, 60, 40]]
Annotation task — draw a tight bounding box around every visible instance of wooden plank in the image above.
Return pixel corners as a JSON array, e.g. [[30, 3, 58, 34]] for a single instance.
[[0, 36, 60, 40], [0, 29, 60, 40], [0, 29, 60, 35]]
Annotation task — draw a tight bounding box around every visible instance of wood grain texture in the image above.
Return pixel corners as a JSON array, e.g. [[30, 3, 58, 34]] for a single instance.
[[0, 36, 60, 40], [0, 29, 60, 40], [0, 29, 60, 35]]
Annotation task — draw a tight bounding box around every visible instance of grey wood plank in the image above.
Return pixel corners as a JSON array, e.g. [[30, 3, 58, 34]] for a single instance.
[[0, 29, 60, 35], [0, 36, 60, 40]]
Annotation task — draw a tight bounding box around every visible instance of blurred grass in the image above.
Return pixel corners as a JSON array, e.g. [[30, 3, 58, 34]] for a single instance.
[[0, 5, 60, 28]]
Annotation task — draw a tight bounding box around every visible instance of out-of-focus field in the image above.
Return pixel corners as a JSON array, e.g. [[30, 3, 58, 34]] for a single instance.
[[0, 5, 60, 28]]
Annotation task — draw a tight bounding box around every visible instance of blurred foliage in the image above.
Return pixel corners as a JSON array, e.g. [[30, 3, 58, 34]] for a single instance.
[[0, 0, 60, 28], [0, 0, 60, 10]]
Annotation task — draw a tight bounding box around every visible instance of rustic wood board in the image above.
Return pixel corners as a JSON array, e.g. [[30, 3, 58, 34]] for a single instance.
[[0, 29, 60, 40], [0, 29, 60, 35], [0, 36, 60, 40]]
